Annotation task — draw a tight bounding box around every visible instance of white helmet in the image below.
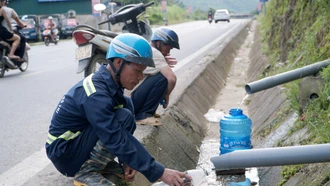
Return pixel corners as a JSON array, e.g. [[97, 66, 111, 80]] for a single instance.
[[48, 16, 53, 20]]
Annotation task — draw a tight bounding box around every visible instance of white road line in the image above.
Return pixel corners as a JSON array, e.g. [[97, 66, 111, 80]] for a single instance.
[[0, 148, 51, 186], [21, 70, 48, 77]]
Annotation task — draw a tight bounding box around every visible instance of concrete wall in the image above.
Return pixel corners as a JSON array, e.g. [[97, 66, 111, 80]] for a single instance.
[[132, 21, 252, 185]]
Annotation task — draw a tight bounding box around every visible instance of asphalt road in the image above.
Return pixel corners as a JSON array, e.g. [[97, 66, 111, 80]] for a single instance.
[[0, 19, 248, 186]]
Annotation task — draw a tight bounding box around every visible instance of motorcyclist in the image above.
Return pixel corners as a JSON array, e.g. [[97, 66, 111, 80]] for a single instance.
[[0, 0, 20, 60], [47, 16, 57, 41], [208, 10, 213, 19], [1, 0, 26, 62]]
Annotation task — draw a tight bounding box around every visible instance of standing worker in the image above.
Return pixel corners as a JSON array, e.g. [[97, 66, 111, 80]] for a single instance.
[[45, 33, 191, 186]]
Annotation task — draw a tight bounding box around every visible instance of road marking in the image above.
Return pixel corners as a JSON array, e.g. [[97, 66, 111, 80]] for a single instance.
[[0, 148, 51, 186], [21, 70, 48, 77]]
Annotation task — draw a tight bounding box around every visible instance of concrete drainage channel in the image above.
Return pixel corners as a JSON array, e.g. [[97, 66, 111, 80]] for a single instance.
[[132, 20, 252, 185]]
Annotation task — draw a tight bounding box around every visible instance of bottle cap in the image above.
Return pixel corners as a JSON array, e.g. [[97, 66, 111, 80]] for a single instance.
[[229, 108, 242, 116]]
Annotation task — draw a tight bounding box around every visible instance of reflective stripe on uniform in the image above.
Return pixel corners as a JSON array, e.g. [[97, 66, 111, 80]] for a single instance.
[[114, 105, 124, 110], [47, 130, 81, 145], [83, 74, 96, 97]]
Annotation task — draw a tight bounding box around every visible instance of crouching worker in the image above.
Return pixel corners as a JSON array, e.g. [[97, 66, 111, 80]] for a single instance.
[[45, 33, 191, 186], [129, 27, 180, 125]]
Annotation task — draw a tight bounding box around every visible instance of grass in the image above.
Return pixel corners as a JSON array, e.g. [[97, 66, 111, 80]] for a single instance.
[[279, 165, 305, 186], [257, 0, 330, 184]]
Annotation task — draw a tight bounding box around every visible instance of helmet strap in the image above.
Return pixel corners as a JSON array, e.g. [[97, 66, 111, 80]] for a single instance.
[[108, 59, 126, 88], [152, 40, 164, 51]]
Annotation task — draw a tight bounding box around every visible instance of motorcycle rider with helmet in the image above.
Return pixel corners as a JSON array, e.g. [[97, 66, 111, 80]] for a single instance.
[[47, 16, 57, 41], [127, 27, 180, 125], [207, 9, 213, 23], [45, 33, 191, 186]]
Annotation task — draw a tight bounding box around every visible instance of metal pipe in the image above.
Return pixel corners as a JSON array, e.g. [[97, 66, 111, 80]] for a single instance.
[[245, 59, 330, 94], [210, 144, 330, 170]]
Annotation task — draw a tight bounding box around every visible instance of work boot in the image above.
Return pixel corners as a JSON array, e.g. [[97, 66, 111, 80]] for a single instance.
[[74, 140, 124, 186], [101, 161, 131, 186], [74, 172, 115, 186]]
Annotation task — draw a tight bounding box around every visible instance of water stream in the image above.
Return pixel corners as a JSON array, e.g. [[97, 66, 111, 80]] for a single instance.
[[196, 21, 259, 185], [200, 109, 259, 186]]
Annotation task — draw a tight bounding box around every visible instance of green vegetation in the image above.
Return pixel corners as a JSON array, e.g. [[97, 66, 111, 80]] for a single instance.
[[258, 0, 330, 184], [279, 165, 305, 186], [145, 4, 191, 25], [139, 0, 259, 25], [139, 1, 210, 25], [259, 0, 330, 142]]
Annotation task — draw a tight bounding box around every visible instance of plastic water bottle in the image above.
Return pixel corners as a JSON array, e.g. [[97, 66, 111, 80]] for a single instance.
[[229, 178, 251, 186], [220, 108, 252, 155]]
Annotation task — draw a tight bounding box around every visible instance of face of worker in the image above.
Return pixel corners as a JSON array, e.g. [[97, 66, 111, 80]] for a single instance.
[[120, 62, 146, 90], [157, 41, 173, 56]]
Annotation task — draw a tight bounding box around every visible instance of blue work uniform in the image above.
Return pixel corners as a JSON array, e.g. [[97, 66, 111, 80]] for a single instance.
[[45, 65, 164, 182]]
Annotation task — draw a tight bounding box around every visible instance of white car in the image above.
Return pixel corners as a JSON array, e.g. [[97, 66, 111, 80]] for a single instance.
[[214, 9, 230, 23]]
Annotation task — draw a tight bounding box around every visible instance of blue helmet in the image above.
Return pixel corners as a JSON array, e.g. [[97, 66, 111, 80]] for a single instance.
[[106, 33, 155, 67], [151, 27, 180, 50]]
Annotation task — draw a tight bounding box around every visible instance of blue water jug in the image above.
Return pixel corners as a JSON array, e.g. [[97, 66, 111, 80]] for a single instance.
[[229, 178, 251, 186], [220, 108, 252, 155]]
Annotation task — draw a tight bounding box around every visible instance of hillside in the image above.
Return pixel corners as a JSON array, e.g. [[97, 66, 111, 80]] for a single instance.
[[255, 0, 330, 185], [179, 0, 259, 13]]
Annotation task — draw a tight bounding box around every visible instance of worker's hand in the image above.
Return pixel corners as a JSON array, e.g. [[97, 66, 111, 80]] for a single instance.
[[165, 55, 177, 68], [123, 163, 136, 182], [159, 168, 192, 186]]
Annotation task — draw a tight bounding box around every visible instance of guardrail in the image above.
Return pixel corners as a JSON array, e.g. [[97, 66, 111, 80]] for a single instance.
[[230, 14, 253, 19]]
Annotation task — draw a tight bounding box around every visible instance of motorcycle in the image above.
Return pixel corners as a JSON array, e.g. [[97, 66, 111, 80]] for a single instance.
[[43, 27, 59, 46], [208, 15, 212, 24], [0, 26, 30, 78], [72, 1, 154, 77]]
